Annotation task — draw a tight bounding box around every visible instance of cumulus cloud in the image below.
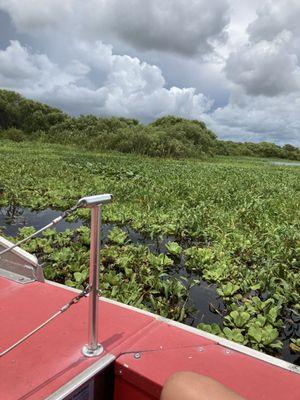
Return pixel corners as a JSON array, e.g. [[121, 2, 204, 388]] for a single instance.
[[217, 0, 300, 145], [247, 0, 300, 43], [0, 0, 230, 57], [207, 90, 300, 145], [224, 0, 300, 97], [225, 31, 300, 96], [0, 1, 299, 146], [0, 40, 212, 119], [0, 40, 81, 92]]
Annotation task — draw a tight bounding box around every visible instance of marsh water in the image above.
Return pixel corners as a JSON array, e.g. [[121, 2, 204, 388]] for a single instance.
[[271, 161, 300, 167], [0, 205, 299, 365], [0, 205, 223, 326], [0, 206, 83, 235]]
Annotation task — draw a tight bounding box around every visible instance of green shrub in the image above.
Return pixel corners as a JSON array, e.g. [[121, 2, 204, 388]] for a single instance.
[[2, 128, 27, 142], [0, 89, 299, 160]]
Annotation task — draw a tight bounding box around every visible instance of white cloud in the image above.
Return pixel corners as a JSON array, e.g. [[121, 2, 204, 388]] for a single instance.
[[207, 90, 300, 145], [215, 0, 300, 145], [224, 0, 300, 98], [225, 31, 300, 96], [247, 0, 300, 43], [0, 40, 79, 92], [0, 40, 212, 119]]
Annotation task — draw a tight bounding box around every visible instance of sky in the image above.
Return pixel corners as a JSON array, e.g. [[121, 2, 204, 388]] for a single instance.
[[0, 0, 299, 146]]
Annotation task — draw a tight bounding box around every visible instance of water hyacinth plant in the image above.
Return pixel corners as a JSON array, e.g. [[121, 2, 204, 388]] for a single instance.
[[0, 140, 299, 363]]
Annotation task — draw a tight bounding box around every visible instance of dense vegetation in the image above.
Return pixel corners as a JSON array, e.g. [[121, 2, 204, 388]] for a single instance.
[[0, 141, 299, 362], [0, 89, 299, 160]]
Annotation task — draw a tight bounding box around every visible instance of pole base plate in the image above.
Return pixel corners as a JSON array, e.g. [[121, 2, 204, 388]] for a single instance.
[[82, 344, 104, 357]]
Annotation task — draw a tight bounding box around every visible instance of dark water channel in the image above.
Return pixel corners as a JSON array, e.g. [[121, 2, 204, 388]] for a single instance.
[[0, 206, 83, 235], [0, 206, 299, 365]]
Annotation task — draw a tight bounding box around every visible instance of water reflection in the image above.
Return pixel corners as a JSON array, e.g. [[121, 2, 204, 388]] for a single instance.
[[0, 206, 83, 236]]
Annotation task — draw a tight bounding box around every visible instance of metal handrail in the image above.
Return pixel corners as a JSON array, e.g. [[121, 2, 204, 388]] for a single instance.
[[79, 194, 113, 357], [0, 194, 113, 358]]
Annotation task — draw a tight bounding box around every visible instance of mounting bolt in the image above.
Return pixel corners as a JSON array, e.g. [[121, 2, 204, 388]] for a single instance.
[[134, 352, 141, 359], [225, 349, 231, 355], [118, 369, 123, 375], [198, 347, 204, 352]]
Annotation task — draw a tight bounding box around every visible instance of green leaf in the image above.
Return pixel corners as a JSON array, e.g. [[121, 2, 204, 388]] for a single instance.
[[74, 272, 82, 282], [248, 324, 278, 346], [227, 310, 251, 328], [108, 227, 128, 245], [267, 306, 280, 324], [289, 339, 300, 353], [261, 325, 279, 345], [250, 283, 261, 291], [248, 325, 262, 343], [217, 282, 240, 297], [165, 241, 182, 256], [223, 327, 245, 344], [197, 323, 222, 336]]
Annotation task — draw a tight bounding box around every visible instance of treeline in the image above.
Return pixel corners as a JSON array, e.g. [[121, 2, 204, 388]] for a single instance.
[[0, 89, 299, 160]]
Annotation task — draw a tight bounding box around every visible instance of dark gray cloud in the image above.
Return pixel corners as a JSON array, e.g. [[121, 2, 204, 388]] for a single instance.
[[82, 0, 230, 57], [0, 10, 17, 48], [0, 0, 230, 57]]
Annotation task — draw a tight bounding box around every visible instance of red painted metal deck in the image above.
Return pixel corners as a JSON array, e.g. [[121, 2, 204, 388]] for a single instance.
[[114, 323, 300, 399], [0, 276, 154, 399], [0, 276, 299, 399]]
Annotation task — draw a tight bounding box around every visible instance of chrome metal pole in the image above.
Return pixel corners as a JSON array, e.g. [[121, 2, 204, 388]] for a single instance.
[[82, 205, 103, 357], [78, 194, 112, 357]]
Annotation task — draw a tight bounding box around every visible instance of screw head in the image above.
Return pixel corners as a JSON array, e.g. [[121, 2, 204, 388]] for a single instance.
[[134, 352, 141, 359]]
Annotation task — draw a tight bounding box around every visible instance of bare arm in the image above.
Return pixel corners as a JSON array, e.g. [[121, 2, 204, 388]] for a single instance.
[[161, 372, 245, 400]]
